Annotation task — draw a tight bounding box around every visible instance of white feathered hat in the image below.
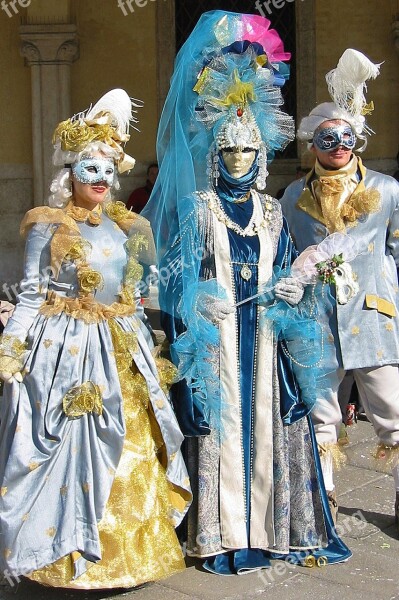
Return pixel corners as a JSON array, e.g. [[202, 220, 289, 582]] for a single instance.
[[298, 49, 381, 151], [53, 88, 143, 172]]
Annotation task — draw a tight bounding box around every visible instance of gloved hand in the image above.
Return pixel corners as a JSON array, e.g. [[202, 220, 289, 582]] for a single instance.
[[196, 293, 235, 323], [0, 334, 26, 384], [0, 369, 23, 383], [274, 277, 304, 306], [0, 354, 24, 383]]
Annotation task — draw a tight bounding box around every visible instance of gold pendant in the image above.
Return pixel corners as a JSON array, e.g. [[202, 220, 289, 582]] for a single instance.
[[240, 264, 252, 280]]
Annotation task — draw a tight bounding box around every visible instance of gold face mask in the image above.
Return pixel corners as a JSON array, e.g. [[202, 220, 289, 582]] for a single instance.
[[221, 147, 256, 179]]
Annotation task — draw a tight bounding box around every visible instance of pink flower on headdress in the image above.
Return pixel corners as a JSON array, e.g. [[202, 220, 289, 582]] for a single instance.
[[241, 15, 291, 63]]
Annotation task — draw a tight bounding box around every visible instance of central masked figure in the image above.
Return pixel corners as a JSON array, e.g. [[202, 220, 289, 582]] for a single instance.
[[143, 11, 352, 575]]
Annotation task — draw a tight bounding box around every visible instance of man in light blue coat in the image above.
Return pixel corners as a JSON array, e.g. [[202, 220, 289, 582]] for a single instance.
[[280, 49, 399, 525]]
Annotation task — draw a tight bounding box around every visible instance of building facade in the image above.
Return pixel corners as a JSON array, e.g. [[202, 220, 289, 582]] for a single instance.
[[0, 0, 398, 299]]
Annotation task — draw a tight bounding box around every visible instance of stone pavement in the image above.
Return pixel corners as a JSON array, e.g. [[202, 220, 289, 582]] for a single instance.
[[1, 418, 398, 600]]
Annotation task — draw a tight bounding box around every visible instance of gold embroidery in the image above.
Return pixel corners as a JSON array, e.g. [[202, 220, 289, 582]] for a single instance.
[[393, 230, 399, 238], [102, 248, 112, 257], [374, 443, 399, 470], [60, 485, 68, 496], [40, 290, 135, 324], [376, 349, 384, 359], [65, 238, 91, 261], [46, 527, 56, 537], [82, 482, 90, 493], [385, 323, 394, 331], [105, 201, 137, 234], [53, 119, 112, 152], [351, 326, 360, 335], [154, 356, 178, 394], [4, 549, 12, 559], [1, 487, 8, 496], [318, 442, 347, 470], [68, 346, 80, 357], [368, 243, 374, 253], [43, 339, 53, 348], [63, 381, 102, 419], [22, 513, 29, 521], [156, 400, 165, 409], [29, 462, 39, 471]]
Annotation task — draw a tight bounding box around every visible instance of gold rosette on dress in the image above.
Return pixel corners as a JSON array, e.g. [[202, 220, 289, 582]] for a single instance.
[[63, 381, 103, 419], [105, 201, 137, 234], [77, 268, 104, 295]]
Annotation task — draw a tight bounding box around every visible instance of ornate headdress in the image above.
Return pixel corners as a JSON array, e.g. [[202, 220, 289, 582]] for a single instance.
[[53, 88, 142, 173], [143, 11, 294, 254], [298, 49, 381, 151], [49, 89, 142, 208]]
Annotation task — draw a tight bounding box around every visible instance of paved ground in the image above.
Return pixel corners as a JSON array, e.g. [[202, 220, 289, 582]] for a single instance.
[[1, 418, 398, 600]]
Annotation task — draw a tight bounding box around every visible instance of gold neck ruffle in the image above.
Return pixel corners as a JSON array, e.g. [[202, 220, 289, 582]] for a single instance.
[[65, 201, 103, 225], [296, 157, 381, 232], [20, 201, 145, 316], [20, 201, 138, 277]]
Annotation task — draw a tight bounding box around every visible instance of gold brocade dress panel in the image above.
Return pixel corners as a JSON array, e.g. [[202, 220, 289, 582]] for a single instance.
[[29, 320, 185, 589]]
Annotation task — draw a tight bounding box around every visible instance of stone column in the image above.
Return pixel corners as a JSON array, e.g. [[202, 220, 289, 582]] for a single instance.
[[19, 24, 79, 206]]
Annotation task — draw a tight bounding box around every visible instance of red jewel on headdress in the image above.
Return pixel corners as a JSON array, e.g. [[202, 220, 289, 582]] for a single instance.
[[237, 107, 243, 117]]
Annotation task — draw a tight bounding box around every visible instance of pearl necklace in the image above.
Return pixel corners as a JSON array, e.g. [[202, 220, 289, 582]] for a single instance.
[[197, 189, 272, 237]]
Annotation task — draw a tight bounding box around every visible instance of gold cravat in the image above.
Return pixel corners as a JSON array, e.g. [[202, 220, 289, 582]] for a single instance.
[[311, 157, 358, 233]]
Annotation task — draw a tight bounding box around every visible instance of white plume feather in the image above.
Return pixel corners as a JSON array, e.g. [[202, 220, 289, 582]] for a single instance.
[[325, 49, 381, 119], [84, 88, 143, 135]]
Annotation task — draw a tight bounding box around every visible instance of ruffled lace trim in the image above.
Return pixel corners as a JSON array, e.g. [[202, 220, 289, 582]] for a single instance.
[[39, 291, 135, 324]]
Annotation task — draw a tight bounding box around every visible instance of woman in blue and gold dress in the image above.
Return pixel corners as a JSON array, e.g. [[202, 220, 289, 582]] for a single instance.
[[0, 89, 191, 589]]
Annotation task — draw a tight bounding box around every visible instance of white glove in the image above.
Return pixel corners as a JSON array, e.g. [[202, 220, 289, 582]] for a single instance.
[[196, 293, 235, 323], [274, 277, 304, 306], [0, 370, 23, 383]]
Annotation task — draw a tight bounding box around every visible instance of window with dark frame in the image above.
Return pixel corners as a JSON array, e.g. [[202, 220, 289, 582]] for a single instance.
[[175, 0, 297, 158]]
